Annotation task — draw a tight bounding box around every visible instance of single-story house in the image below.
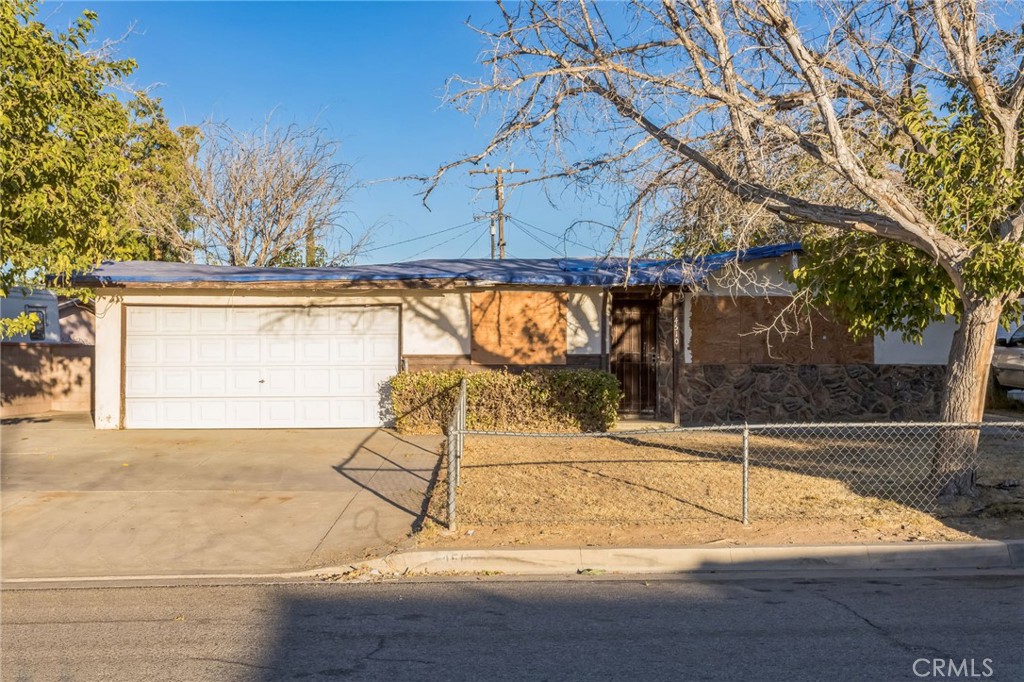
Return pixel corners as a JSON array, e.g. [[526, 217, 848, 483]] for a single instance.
[[71, 243, 972, 430]]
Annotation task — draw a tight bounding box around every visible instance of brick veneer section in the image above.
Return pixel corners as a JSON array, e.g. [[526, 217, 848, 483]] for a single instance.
[[676, 363, 944, 424], [689, 296, 873, 364], [403, 354, 604, 373]]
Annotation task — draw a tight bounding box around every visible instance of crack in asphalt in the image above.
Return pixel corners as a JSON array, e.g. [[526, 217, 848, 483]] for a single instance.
[[364, 636, 435, 666], [188, 656, 280, 672], [815, 593, 952, 659]]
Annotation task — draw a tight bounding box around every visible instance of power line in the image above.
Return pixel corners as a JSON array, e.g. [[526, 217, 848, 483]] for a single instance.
[[509, 219, 563, 256], [405, 222, 482, 260], [507, 215, 602, 251], [361, 220, 479, 255], [457, 226, 489, 259]]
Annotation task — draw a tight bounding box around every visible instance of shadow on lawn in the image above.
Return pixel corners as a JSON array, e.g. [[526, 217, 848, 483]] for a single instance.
[[452, 423, 1024, 528]]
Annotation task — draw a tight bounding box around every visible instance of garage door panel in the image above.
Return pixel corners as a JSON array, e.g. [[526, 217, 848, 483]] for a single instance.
[[126, 338, 158, 364], [368, 335, 400, 361], [298, 400, 332, 426], [364, 400, 384, 426], [297, 309, 331, 333], [230, 309, 262, 332], [193, 401, 228, 427], [261, 311, 296, 333], [264, 338, 296, 363], [297, 338, 330, 363], [262, 400, 297, 427], [229, 400, 262, 428], [332, 339, 366, 363], [161, 370, 192, 395], [229, 370, 262, 395], [126, 370, 158, 397], [297, 368, 331, 395], [195, 370, 227, 395], [364, 308, 399, 331], [334, 399, 372, 427], [161, 338, 192, 363], [194, 308, 228, 333], [125, 401, 158, 427], [230, 338, 261, 363], [126, 308, 158, 333], [194, 338, 228, 364], [161, 309, 192, 333], [331, 368, 369, 395], [367, 368, 396, 393], [124, 305, 398, 428], [162, 401, 194, 427], [264, 368, 297, 394]]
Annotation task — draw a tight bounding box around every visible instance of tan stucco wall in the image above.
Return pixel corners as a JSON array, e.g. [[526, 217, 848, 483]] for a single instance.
[[567, 290, 603, 355], [94, 296, 122, 428]]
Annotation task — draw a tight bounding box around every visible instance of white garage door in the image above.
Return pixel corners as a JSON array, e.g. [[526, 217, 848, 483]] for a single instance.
[[123, 306, 400, 429]]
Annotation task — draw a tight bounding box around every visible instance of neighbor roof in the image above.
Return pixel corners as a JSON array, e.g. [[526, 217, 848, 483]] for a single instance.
[[72, 242, 801, 288]]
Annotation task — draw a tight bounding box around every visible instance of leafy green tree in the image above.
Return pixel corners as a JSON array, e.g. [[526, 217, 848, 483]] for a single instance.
[[794, 91, 1024, 346], [0, 0, 196, 335], [119, 96, 202, 263]]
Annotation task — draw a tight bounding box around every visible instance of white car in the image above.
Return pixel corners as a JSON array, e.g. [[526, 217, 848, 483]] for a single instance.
[[994, 326, 1024, 390]]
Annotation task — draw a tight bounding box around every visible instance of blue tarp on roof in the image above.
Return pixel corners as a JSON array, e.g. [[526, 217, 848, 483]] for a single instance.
[[72, 243, 801, 288]]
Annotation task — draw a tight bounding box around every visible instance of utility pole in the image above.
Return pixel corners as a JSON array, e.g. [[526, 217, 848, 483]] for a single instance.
[[473, 213, 497, 259], [469, 164, 529, 259]]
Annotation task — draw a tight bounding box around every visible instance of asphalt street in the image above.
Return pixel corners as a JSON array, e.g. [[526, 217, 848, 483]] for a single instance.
[[2, 573, 1021, 681]]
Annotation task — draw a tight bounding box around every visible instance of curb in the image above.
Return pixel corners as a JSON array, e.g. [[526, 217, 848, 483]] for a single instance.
[[4, 541, 1022, 586], [364, 540, 1024, 576]]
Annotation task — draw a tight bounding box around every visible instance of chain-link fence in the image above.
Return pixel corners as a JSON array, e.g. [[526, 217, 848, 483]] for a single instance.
[[440, 419, 1023, 528], [444, 378, 467, 529]]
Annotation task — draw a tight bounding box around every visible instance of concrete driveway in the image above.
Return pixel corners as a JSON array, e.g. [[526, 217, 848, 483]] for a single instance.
[[1, 414, 442, 579]]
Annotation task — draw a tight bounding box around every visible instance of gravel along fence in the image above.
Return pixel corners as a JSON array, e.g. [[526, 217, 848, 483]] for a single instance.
[[440, 419, 1024, 529]]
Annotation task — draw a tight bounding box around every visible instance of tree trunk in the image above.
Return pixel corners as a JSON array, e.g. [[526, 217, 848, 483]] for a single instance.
[[306, 230, 317, 267], [934, 296, 1005, 499]]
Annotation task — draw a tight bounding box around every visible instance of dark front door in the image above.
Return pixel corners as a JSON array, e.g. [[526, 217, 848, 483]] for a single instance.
[[611, 299, 658, 415]]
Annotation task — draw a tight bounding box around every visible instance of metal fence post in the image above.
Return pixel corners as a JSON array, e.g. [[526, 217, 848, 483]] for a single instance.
[[742, 423, 750, 526], [457, 378, 467, 486], [447, 417, 456, 530]]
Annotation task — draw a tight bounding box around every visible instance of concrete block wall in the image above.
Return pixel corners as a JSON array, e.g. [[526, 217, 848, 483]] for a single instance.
[[1, 343, 93, 417]]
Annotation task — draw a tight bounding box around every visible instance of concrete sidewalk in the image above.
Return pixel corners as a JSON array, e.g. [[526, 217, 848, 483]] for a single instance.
[[6, 540, 1022, 585]]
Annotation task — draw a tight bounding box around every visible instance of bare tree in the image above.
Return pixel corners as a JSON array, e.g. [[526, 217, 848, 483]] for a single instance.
[[190, 120, 366, 267], [430, 1, 1022, 422], [427, 0, 1024, 495]]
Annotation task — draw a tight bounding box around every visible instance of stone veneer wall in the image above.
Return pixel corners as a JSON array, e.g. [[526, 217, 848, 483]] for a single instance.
[[676, 364, 945, 424]]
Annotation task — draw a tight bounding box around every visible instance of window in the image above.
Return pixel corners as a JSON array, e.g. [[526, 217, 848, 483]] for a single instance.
[[25, 305, 46, 341], [1009, 326, 1024, 347], [470, 291, 567, 365]]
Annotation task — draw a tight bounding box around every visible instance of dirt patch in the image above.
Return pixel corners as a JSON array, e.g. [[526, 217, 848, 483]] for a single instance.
[[418, 427, 1024, 548]]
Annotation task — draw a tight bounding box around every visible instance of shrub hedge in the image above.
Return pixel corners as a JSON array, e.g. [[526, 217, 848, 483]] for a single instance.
[[389, 368, 622, 434]]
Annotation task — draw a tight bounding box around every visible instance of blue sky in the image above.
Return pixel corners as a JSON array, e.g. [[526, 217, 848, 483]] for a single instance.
[[41, 1, 615, 262]]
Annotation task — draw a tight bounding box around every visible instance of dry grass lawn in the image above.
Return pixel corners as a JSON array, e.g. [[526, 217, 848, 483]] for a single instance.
[[418, 425, 1024, 548]]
